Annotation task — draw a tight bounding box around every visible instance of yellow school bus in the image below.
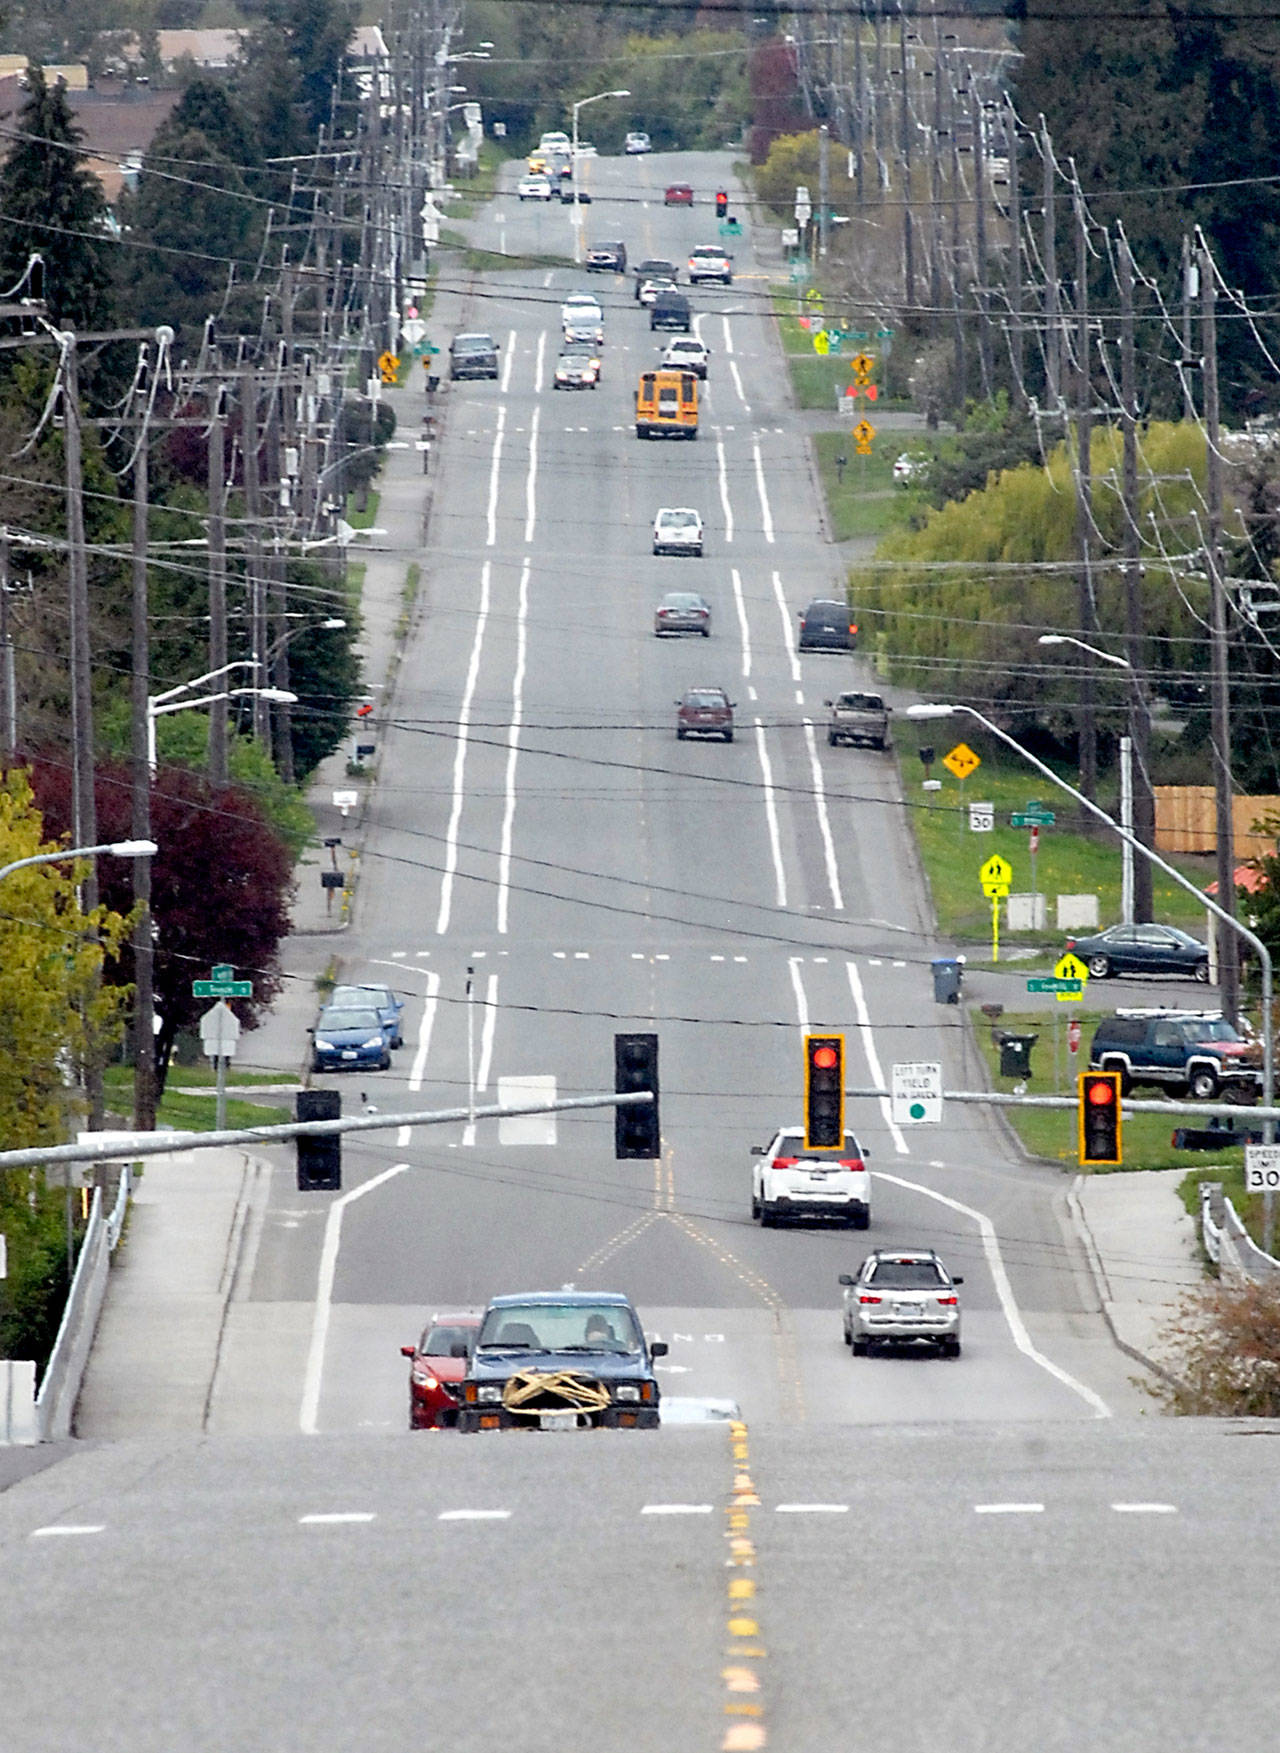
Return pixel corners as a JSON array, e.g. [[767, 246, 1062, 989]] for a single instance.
[[635, 369, 699, 439]]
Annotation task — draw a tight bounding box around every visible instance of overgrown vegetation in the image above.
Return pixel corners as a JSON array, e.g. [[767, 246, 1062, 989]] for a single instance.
[[1151, 1278, 1280, 1415]]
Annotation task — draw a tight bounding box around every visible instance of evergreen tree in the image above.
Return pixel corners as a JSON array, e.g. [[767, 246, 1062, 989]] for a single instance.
[[0, 66, 116, 329]]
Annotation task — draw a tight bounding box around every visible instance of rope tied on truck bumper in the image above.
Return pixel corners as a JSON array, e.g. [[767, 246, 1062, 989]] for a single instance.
[[501, 1370, 612, 1417]]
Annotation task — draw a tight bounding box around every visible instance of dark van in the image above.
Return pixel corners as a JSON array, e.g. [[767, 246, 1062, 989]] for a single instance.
[[650, 291, 692, 332], [798, 598, 858, 651], [449, 332, 499, 380]]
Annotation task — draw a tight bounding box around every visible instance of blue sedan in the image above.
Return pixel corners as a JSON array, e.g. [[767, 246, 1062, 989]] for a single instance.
[[1064, 923, 1210, 982], [330, 983, 404, 1049], [310, 1005, 392, 1073]]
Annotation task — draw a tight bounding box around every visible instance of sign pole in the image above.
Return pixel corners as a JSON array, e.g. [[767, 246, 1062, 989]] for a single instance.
[[992, 893, 1000, 963], [215, 1051, 227, 1132]]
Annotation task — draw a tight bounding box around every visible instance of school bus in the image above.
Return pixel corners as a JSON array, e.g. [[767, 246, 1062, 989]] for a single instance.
[[635, 369, 699, 440]]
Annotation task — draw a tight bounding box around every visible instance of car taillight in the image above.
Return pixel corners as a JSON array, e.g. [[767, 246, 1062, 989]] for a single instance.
[[859, 1295, 882, 1305], [936, 1296, 958, 1306], [772, 1157, 798, 1169], [850, 623, 858, 635], [838, 1158, 866, 1173]]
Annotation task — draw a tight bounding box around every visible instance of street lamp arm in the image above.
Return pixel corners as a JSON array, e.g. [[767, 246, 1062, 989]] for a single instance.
[[149, 662, 259, 708], [0, 840, 157, 884], [1038, 633, 1132, 670]]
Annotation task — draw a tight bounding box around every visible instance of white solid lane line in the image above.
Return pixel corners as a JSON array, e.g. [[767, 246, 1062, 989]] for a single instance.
[[845, 961, 908, 1155], [1112, 1503, 1178, 1514], [876, 1169, 1113, 1420], [533, 327, 546, 395], [802, 719, 843, 910], [31, 1525, 104, 1537], [716, 437, 735, 543], [730, 567, 751, 678], [788, 955, 810, 1035], [729, 358, 749, 411], [300, 1512, 376, 1525], [500, 325, 516, 393], [770, 570, 801, 683], [642, 1504, 713, 1515], [408, 969, 441, 1093], [974, 1504, 1045, 1515], [300, 1161, 410, 1435], [757, 720, 788, 908], [476, 972, 498, 1092], [752, 440, 775, 541], [436, 559, 492, 935], [524, 405, 540, 543], [497, 558, 530, 935], [485, 404, 506, 547], [721, 315, 734, 355], [439, 1508, 512, 1522]]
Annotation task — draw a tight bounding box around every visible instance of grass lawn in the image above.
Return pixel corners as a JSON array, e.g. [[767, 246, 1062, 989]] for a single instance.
[[897, 724, 1213, 947], [771, 290, 909, 412], [344, 489, 380, 531], [811, 431, 927, 543], [103, 1066, 291, 1134], [974, 1008, 1245, 1173]]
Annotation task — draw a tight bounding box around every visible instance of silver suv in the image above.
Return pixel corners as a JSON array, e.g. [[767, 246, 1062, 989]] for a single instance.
[[825, 690, 890, 749], [839, 1249, 963, 1356]]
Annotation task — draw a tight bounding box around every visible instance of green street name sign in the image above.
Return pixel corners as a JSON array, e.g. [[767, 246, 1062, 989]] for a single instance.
[[193, 962, 253, 998], [1027, 977, 1085, 994], [1012, 810, 1055, 827]]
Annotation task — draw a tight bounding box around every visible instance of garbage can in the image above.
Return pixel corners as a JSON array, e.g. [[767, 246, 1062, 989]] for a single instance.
[[931, 957, 964, 1005], [998, 1032, 1038, 1078]]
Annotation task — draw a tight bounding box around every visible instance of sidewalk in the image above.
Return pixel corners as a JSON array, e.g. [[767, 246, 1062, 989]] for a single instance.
[[1070, 1169, 1203, 1381]]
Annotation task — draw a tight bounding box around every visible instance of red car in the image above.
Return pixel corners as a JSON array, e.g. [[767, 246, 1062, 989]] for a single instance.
[[664, 183, 694, 206], [676, 686, 735, 742], [401, 1311, 481, 1428]]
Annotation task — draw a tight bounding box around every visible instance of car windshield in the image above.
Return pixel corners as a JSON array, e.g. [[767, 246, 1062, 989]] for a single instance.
[[1186, 1018, 1240, 1042], [477, 1303, 643, 1353], [685, 692, 726, 708], [661, 511, 698, 526], [638, 261, 674, 277], [663, 594, 703, 609], [422, 1324, 475, 1357], [332, 985, 391, 1007], [455, 337, 493, 352], [867, 1260, 948, 1289], [836, 694, 883, 711], [319, 1009, 380, 1030], [777, 1131, 859, 1157]]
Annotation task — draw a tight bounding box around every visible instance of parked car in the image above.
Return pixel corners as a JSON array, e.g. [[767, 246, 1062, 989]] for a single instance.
[[625, 131, 652, 155], [449, 332, 499, 380], [329, 983, 404, 1048], [653, 507, 704, 556], [798, 598, 858, 651], [456, 1291, 667, 1431], [586, 240, 627, 272], [1064, 923, 1210, 982], [517, 175, 553, 201], [825, 691, 890, 749], [687, 245, 733, 285], [400, 1312, 481, 1429], [839, 1250, 963, 1356], [661, 336, 710, 378], [1088, 1009, 1263, 1100], [654, 591, 712, 636], [664, 183, 694, 206], [893, 450, 929, 483], [310, 1004, 391, 1073], [676, 686, 734, 741], [752, 1126, 871, 1228], [650, 291, 692, 332]]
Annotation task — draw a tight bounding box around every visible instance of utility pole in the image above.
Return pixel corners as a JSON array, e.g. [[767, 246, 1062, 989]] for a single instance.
[[1201, 239, 1239, 1023], [129, 394, 157, 1132], [948, 65, 965, 405], [818, 124, 830, 258], [207, 386, 228, 787], [899, 16, 914, 309], [1118, 229, 1155, 922], [1041, 118, 1060, 413], [1006, 100, 1025, 407], [853, 15, 864, 207], [241, 369, 269, 745], [1181, 234, 1197, 420], [0, 527, 13, 761], [972, 85, 992, 398], [63, 338, 98, 891], [1073, 186, 1097, 804]]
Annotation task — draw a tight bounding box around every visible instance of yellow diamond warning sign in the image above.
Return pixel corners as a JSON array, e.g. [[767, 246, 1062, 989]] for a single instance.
[[942, 742, 981, 781]]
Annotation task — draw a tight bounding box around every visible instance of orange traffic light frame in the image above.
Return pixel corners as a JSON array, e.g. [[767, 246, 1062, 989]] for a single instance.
[[804, 1032, 845, 1151], [1078, 1069, 1122, 1165]]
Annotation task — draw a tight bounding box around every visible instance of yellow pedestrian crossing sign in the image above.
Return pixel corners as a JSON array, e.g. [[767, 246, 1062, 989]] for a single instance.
[[942, 742, 981, 780], [378, 351, 399, 385], [1053, 951, 1090, 1001], [979, 854, 1012, 897], [852, 419, 875, 444], [850, 352, 875, 379]]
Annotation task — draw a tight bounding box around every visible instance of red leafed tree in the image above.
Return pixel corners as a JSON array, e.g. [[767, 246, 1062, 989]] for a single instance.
[[747, 39, 806, 163], [26, 759, 294, 1091]]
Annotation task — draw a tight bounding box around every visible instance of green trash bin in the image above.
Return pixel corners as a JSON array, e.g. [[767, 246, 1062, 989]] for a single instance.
[[998, 1032, 1038, 1078]]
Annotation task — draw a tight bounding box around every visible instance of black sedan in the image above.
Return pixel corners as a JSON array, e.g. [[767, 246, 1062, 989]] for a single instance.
[[1064, 922, 1210, 982]]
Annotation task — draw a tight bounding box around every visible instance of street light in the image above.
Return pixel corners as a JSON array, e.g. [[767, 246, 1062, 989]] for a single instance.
[[0, 839, 157, 885], [148, 681, 298, 774], [905, 700, 1274, 1126], [1037, 633, 1131, 670], [570, 89, 629, 260]]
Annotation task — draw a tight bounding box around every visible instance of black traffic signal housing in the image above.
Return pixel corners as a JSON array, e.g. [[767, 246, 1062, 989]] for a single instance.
[[1078, 1071, 1122, 1166], [715, 190, 729, 217], [296, 1089, 341, 1190], [804, 1034, 845, 1151], [615, 1032, 660, 1159]]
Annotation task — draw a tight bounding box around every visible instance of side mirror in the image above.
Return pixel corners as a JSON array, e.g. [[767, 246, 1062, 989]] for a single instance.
[[885, 705, 893, 713], [750, 1144, 765, 1155], [862, 1146, 872, 1159], [838, 1274, 855, 1286], [400, 1345, 416, 1358], [650, 1340, 669, 1358], [952, 1276, 965, 1285], [823, 699, 833, 707]]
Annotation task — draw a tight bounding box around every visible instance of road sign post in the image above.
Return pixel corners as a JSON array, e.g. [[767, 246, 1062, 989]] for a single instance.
[[979, 855, 1012, 963]]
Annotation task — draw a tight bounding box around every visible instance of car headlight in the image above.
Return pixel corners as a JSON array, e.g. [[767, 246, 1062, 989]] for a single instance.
[[476, 1384, 503, 1404], [315, 1038, 334, 1051], [614, 1384, 641, 1403], [363, 1035, 384, 1048], [411, 1365, 439, 1389]]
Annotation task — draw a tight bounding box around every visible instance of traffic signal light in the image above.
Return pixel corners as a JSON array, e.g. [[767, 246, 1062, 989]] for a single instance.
[[1078, 1071, 1122, 1165], [804, 1034, 845, 1150], [615, 1033, 660, 1159], [296, 1089, 341, 1190]]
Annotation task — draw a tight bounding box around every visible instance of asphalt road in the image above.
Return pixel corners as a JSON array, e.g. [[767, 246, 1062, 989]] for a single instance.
[[12, 150, 1270, 1753]]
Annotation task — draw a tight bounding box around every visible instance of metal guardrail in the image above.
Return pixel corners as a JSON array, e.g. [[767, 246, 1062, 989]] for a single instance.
[[1199, 1180, 1280, 1283]]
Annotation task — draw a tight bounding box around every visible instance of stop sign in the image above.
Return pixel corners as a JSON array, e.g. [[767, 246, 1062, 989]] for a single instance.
[[1068, 1016, 1082, 1056]]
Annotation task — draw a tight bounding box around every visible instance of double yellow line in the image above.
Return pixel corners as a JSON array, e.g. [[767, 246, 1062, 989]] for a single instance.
[[720, 1418, 767, 1750]]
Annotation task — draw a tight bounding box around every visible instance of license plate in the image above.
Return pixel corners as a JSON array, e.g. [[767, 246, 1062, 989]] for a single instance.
[[539, 1412, 579, 1431], [341, 1050, 357, 1059], [894, 1302, 921, 1318]]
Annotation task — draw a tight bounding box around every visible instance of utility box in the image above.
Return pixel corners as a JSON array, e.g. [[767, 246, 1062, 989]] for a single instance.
[[1057, 893, 1100, 931], [931, 958, 964, 1004], [1006, 893, 1047, 931], [998, 1032, 1038, 1078]]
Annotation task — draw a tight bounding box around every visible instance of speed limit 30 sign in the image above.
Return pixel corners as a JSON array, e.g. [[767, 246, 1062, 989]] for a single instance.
[[1245, 1144, 1280, 1192]]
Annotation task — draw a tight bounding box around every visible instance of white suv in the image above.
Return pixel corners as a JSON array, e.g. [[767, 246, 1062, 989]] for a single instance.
[[839, 1250, 963, 1357], [751, 1126, 871, 1229]]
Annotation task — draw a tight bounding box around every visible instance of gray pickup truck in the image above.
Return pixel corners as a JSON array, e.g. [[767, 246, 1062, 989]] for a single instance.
[[825, 690, 891, 749]]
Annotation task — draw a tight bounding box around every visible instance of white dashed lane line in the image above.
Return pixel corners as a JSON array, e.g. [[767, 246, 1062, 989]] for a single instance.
[[975, 1503, 1045, 1515], [439, 1509, 512, 1522], [642, 1503, 714, 1515], [774, 1503, 849, 1515], [31, 1525, 104, 1538], [1112, 1503, 1178, 1514], [299, 1512, 376, 1526]]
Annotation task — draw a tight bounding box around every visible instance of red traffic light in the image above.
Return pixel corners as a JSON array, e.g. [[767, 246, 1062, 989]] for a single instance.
[[1086, 1080, 1116, 1106], [813, 1045, 838, 1070]]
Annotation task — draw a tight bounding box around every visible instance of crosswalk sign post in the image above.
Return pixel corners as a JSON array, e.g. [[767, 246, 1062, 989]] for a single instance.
[[979, 855, 1012, 963]]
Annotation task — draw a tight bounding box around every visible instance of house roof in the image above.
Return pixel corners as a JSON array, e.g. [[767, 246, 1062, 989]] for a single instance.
[[0, 76, 180, 201]]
